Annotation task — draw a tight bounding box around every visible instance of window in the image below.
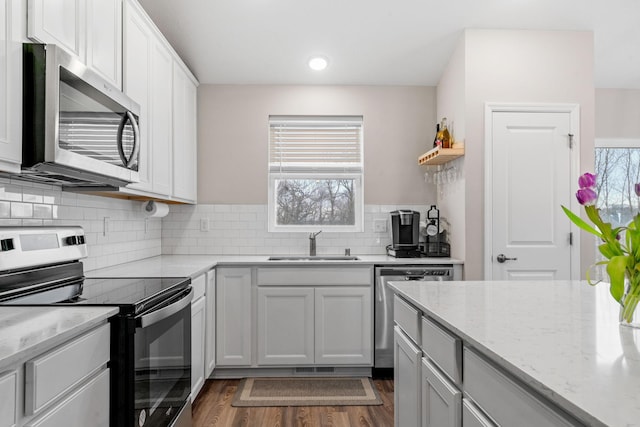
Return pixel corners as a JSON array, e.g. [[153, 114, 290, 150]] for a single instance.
[[268, 116, 364, 232], [594, 139, 640, 227], [593, 139, 640, 279]]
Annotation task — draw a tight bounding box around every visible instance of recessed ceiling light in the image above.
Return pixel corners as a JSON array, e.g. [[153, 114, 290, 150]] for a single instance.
[[308, 56, 328, 71]]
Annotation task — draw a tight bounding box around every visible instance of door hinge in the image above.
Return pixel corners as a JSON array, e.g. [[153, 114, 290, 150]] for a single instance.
[[569, 232, 573, 246], [568, 133, 574, 149]]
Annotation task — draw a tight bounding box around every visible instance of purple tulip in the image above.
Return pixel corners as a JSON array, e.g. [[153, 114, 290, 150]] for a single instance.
[[635, 183, 640, 197], [578, 172, 597, 189], [576, 188, 597, 206]]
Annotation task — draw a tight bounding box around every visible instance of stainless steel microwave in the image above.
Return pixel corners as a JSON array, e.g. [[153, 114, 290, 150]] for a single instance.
[[21, 44, 140, 187]]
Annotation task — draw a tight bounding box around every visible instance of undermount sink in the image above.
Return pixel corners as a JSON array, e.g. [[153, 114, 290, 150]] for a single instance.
[[267, 256, 360, 261]]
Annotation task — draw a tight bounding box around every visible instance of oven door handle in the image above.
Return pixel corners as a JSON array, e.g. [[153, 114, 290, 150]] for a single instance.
[[137, 287, 193, 328]]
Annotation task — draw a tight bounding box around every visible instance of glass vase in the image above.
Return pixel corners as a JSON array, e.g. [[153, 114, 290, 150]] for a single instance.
[[620, 280, 640, 329]]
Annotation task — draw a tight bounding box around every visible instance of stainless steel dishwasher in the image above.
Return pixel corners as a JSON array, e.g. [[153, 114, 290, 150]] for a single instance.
[[374, 265, 456, 370]]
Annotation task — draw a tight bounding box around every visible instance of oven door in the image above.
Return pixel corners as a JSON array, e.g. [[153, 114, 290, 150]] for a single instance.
[[134, 287, 193, 427]]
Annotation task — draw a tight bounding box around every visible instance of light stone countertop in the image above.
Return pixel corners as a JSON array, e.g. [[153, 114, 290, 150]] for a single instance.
[[388, 280, 640, 427], [0, 306, 118, 372], [85, 254, 463, 279]]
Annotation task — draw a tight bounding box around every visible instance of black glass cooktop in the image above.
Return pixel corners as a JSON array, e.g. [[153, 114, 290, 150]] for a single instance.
[[78, 276, 191, 314]]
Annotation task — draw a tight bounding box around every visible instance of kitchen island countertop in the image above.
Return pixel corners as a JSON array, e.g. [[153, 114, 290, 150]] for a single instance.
[[85, 254, 463, 279], [389, 279, 640, 427]]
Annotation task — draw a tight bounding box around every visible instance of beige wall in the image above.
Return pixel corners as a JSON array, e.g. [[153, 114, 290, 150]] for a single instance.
[[438, 29, 596, 279], [596, 88, 640, 138], [436, 37, 466, 262], [197, 85, 437, 204]]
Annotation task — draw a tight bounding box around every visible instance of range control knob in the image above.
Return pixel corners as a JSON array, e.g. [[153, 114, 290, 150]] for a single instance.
[[0, 238, 14, 251], [65, 235, 86, 246]]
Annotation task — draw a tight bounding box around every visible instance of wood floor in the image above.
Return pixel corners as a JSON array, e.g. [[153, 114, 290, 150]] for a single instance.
[[192, 379, 394, 427]]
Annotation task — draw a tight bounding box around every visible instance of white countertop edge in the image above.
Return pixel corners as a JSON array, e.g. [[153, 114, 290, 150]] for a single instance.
[[85, 254, 464, 279]]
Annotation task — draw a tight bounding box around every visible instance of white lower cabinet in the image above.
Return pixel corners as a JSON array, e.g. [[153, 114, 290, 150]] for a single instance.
[[393, 297, 584, 427], [204, 269, 216, 377], [0, 370, 17, 427], [216, 268, 252, 366], [191, 291, 206, 400], [315, 286, 372, 365], [394, 326, 421, 427], [421, 358, 461, 427], [3, 322, 111, 427]]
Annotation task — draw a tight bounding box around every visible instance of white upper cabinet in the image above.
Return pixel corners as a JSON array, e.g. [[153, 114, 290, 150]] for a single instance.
[[0, 0, 23, 173], [172, 61, 198, 203], [149, 41, 173, 196], [86, 0, 122, 88], [27, 0, 85, 59], [27, 0, 122, 89], [123, 0, 152, 192]]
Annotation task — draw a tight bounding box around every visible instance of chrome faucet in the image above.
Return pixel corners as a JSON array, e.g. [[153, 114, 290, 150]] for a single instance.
[[309, 230, 322, 256]]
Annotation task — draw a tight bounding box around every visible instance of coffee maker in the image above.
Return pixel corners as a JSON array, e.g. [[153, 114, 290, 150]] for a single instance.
[[387, 210, 421, 257]]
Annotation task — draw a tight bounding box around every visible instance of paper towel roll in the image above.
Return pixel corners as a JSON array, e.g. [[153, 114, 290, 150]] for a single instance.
[[142, 200, 169, 218]]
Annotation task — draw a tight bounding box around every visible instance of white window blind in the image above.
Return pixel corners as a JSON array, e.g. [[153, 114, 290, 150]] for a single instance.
[[269, 116, 363, 173]]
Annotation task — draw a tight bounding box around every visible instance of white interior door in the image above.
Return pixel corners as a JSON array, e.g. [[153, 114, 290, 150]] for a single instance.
[[487, 106, 578, 280]]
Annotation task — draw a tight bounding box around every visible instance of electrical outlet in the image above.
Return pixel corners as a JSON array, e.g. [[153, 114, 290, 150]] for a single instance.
[[200, 218, 210, 232], [103, 217, 110, 236], [373, 219, 387, 233]]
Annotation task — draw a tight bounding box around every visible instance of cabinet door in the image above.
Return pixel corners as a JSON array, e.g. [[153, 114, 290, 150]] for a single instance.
[[27, 0, 85, 59], [0, 0, 22, 173], [191, 295, 206, 401], [257, 287, 314, 365], [315, 286, 372, 365], [85, 0, 121, 88], [204, 270, 216, 377], [421, 358, 461, 427], [395, 326, 421, 427], [123, 0, 152, 191], [25, 369, 109, 427], [462, 399, 496, 427], [216, 268, 252, 366], [0, 370, 17, 427], [149, 40, 173, 196], [172, 61, 198, 202]]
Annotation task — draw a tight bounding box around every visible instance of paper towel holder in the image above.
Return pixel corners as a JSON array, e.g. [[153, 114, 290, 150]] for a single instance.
[[142, 200, 170, 218]]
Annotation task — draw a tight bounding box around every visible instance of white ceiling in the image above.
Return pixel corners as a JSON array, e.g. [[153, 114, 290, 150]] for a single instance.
[[138, 0, 640, 88]]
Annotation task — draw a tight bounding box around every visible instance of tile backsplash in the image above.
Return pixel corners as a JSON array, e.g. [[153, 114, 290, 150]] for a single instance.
[[1, 176, 432, 266], [162, 204, 431, 256], [0, 177, 161, 271]]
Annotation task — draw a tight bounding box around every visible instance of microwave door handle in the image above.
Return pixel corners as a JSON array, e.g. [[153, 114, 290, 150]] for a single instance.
[[128, 111, 140, 168], [137, 287, 193, 328], [116, 111, 140, 169]]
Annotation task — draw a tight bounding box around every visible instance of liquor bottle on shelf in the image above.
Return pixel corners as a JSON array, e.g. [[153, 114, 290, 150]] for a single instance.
[[433, 123, 440, 148], [440, 118, 451, 148]]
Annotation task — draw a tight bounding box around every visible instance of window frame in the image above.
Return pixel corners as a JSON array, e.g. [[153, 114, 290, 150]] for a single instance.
[[267, 115, 364, 233]]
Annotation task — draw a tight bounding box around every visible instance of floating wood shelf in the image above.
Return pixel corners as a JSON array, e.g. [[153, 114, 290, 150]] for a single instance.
[[418, 147, 465, 166]]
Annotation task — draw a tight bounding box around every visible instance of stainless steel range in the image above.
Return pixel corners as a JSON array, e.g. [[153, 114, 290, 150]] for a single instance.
[[0, 226, 192, 427]]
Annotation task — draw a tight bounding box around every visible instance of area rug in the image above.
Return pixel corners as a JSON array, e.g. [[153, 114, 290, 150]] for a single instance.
[[231, 377, 383, 407]]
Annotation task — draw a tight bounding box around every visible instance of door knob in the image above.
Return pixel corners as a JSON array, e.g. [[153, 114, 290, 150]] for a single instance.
[[496, 254, 517, 263]]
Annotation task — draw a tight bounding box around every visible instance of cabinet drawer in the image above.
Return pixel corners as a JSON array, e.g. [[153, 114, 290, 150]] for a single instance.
[[462, 399, 496, 427], [25, 368, 109, 427], [257, 267, 372, 286], [25, 324, 110, 415], [192, 274, 206, 300], [0, 370, 17, 427], [394, 295, 420, 343], [421, 316, 461, 386], [464, 348, 577, 427]]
